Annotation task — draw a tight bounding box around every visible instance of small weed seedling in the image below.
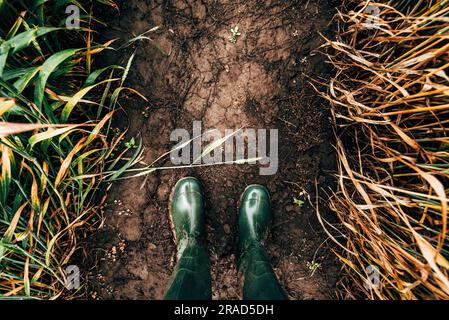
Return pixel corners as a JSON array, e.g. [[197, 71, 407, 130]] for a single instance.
[[125, 137, 138, 149], [229, 26, 241, 44], [293, 197, 304, 207], [306, 261, 322, 276]]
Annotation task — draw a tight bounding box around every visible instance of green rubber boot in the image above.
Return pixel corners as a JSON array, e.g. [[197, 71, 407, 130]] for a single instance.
[[163, 177, 212, 300], [238, 185, 287, 300]]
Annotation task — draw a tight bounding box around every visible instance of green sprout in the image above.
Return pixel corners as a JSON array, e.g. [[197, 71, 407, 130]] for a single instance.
[[229, 26, 241, 44], [306, 261, 321, 276], [125, 137, 138, 149], [293, 197, 304, 207]]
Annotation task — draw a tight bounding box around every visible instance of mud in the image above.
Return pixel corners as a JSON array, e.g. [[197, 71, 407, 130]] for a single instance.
[[88, 0, 341, 300]]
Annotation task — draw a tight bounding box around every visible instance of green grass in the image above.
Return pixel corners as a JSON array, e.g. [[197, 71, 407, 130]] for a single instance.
[[0, 0, 136, 299]]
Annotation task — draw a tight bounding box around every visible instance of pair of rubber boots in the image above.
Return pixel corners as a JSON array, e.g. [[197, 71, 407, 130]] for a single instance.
[[164, 177, 287, 300]]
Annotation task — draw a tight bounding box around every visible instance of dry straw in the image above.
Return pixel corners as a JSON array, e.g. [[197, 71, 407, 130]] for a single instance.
[[321, 0, 449, 299]]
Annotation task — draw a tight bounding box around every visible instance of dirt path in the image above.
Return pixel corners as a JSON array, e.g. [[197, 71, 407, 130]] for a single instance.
[[89, 0, 341, 300]]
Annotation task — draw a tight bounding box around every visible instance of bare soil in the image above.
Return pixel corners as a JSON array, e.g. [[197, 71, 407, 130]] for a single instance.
[[88, 0, 341, 300]]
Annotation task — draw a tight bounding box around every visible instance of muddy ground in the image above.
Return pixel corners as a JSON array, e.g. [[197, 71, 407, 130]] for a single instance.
[[87, 0, 341, 300]]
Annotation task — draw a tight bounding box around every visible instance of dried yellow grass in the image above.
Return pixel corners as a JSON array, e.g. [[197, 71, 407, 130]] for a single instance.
[[321, 0, 449, 299]]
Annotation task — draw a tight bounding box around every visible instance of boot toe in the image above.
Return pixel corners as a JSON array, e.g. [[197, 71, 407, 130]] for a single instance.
[[239, 185, 272, 243], [170, 177, 205, 242], [173, 177, 202, 198], [241, 185, 270, 204]]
